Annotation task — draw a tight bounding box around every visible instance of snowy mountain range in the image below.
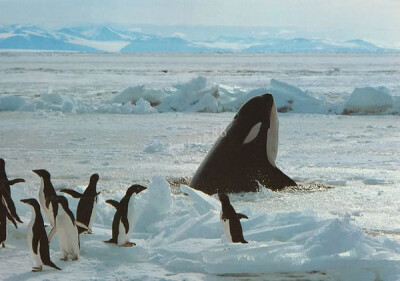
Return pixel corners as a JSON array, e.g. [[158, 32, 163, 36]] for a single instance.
[[0, 24, 397, 53]]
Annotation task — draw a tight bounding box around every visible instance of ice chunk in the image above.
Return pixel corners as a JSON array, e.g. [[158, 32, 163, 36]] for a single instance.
[[343, 87, 394, 114], [41, 92, 63, 105], [133, 98, 158, 114], [134, 176, 172, 232], [188, 93, 222, 113], [0, 95, 26, 111]]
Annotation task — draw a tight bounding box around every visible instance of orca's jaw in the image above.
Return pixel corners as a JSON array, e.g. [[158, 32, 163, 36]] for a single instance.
[[266, 101, 278, 167]]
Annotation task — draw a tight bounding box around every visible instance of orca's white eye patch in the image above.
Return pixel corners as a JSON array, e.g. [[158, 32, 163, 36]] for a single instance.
[[243, 122, 262, 144]]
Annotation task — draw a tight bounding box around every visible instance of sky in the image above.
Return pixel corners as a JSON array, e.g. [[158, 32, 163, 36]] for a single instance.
[[1, 0, 399, 47]]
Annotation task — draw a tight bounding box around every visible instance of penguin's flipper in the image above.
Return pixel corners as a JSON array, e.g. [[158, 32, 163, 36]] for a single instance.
[[122, 216, 130, 234], [6, 211, 18, 228], [45, 196, 57, 209], [106, 200, 119, 209], [60, 189, 83, 199], [75, 221, 92, 233], [48, 226, 57, 242], [8, 178, 25, 185], [3, 197, 23, 224], [32, 235, 40, 255], [236, 213, 249, 220]]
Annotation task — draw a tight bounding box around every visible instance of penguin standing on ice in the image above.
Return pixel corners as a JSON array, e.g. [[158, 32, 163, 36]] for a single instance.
[[0, 184, 20, 248], [0, 158, 24, 225], [20, 198, 61, 272], [0, 159, 25, 247], [48, 196, 88, 261], [105, 185, 146, 247], [60, 173, 100, 234], [219, 194, 248, 244], [32, 169, 57, 226]]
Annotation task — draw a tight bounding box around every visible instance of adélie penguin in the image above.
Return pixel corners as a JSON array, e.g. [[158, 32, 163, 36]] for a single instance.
[[105, 184, 147, 247], [32, 169, 57, 226], [20, 198, 61, 272], [0, 158, 24, 225], [0, 158, 25, 247], [219, 194, 248, 244], [60, 173, 100, 234], [48, 196, 89, 261]]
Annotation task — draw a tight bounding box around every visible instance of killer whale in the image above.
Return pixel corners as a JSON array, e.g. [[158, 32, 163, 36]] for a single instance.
[[190, 93, 296, 194]]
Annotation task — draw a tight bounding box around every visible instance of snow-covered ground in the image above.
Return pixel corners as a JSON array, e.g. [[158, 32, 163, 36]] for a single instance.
[[0, 112, 399, 280], [0, 52, 400, 280]]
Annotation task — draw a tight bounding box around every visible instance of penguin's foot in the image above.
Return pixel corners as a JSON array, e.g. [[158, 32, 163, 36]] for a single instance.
[[32, 266, 42, 272], [122, 242, 136, 247], [1, 243, 5, 248], [60, 256, 68, 261], [72, 256, 79, 261]]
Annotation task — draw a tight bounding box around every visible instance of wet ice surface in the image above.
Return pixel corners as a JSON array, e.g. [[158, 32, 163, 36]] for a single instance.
[[1, 112, 399, 280]]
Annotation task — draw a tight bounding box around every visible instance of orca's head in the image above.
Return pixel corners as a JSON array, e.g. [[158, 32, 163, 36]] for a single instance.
[[32, 169, 51, 180], [230, 93, 278, 167], [126, 184, 147, 197], [235, 94, 276, 126]]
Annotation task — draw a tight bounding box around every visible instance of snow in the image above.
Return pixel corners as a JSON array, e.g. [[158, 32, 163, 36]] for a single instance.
[[1, 110, 399, 280]]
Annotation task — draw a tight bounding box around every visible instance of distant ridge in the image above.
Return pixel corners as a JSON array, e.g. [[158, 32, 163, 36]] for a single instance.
[[0, 24, 397, 53]]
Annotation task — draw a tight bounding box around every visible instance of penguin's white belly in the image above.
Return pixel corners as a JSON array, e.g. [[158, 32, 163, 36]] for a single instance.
[[117, 200, 135, 245], [56, 210, 79, 255], [27, 214, 42, 266], [220, 214, 232, 243], [39, 180, 54, 226], [88, 200, 97, 229]]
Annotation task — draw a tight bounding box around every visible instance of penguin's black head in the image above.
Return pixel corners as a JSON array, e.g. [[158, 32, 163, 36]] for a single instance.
[[20, 198, 40, 208], [90, 173, 100, 184], [20, 198, 40, 210], [0, 158, 5, 168], [126, 184, 147, 196], [218, 193, 230, 204], [32, 169, 51, 179]]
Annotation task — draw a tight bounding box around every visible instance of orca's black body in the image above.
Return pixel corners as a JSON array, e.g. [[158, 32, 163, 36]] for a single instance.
[[190, 94, 296, 194]]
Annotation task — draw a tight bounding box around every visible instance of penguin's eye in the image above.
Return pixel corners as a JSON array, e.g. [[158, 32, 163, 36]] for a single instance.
[[223, 219, 227, 222]]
